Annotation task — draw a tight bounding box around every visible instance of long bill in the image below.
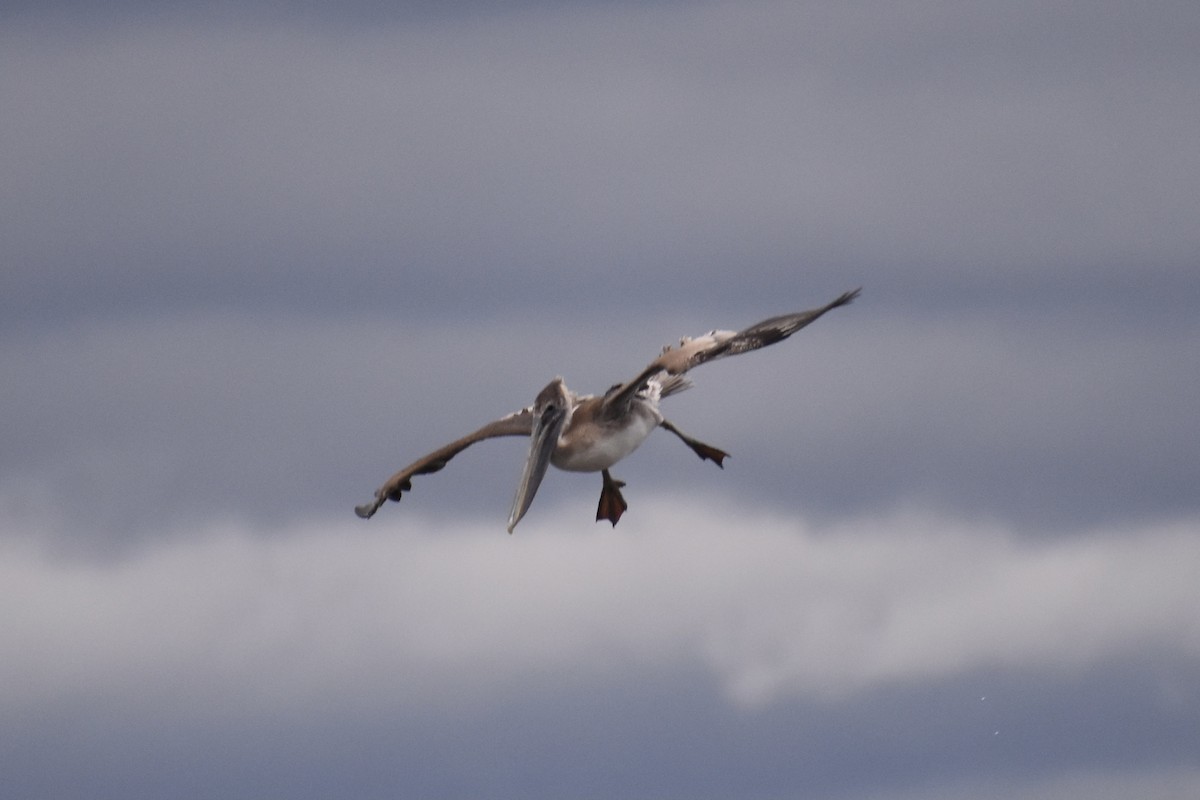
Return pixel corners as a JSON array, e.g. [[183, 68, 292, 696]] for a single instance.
[[506, 407, 566, 533]]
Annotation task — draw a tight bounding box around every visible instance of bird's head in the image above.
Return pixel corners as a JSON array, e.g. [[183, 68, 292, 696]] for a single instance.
[[507, 377, 572, 533]]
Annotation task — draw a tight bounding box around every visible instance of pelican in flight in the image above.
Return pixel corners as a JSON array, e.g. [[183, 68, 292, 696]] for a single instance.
[[356, 288, 860, 532]]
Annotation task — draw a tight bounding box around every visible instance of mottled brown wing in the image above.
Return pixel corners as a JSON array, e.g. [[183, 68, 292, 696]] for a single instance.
[[657, 287, 861, 374], [355, 408, 533, 519], [604, 288, 861, 415]]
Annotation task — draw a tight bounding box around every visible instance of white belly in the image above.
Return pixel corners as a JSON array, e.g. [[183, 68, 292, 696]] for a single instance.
[[551, 411, 658, 473]]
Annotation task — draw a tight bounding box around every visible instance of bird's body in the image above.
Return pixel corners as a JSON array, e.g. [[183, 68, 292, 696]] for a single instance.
[[550, 396, 659, 473], [355, 288, 860, 531]]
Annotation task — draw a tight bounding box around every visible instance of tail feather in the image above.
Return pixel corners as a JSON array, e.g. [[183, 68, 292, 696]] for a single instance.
[[656, 373, 694, 398]]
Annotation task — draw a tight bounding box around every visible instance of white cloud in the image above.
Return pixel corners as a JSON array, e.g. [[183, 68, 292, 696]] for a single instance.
[[707, 509, 1200, 705], [869, 765, 1200, 800], [3, 500, 1196, 721]]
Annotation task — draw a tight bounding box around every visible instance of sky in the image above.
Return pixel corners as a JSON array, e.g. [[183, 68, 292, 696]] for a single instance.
[[2, 1, 1198, 798]]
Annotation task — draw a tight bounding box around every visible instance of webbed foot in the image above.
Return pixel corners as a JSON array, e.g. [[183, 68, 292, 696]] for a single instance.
[[596, 469, 628, 526], [659, 419, 730, 468]]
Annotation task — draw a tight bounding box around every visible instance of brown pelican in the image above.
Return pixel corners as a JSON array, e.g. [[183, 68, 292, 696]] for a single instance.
[[356, 288, 860, 532]]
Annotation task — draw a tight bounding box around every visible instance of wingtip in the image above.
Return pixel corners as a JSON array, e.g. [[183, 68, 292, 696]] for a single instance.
[[842, 287, 863, 305]]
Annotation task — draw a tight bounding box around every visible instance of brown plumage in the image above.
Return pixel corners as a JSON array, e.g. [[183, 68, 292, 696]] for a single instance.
[[355, 288, 860, 531]]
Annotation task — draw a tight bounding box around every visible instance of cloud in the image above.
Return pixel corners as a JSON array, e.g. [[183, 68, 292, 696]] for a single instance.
[[3, 1, 1198, 325], [868, 766, 1200, 800], [4, 501, 1196, 719], [5, 499, 1198, 798], [705, 509, 1200, 705]]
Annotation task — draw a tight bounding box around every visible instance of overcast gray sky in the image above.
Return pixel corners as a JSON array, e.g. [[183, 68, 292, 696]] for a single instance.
[[2, 2, 1198, 798]]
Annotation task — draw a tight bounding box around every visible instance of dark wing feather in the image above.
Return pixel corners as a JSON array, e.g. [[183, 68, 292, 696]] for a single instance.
[[603, 288, 861, 415], [355, 408, 533, 519], [661, 287, 861, 373]]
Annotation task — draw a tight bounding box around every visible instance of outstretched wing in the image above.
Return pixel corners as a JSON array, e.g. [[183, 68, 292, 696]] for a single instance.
[[354, 408, 533, 519], [603, 287, 861, 415]]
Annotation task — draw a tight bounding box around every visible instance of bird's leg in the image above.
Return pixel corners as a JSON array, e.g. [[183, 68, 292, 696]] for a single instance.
[[596, 469, 628, 527], [659, 419, 730, 467]]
